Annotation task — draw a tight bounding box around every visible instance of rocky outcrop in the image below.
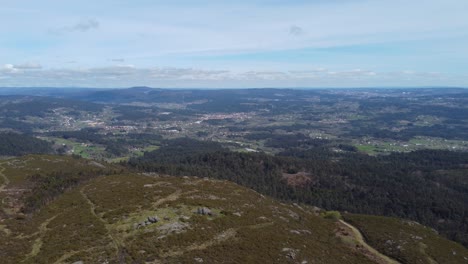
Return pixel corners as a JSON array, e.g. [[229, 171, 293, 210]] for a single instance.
[[196, 207, 212, 216], [134, 215, 159, 229]]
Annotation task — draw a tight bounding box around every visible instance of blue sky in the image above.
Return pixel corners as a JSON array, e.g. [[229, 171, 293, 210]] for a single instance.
[[1, 0, 467, 88]]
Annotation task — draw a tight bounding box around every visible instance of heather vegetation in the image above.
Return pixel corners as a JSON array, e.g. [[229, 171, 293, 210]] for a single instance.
[[344, 214, 468, 264], [0, 156, 376, 263], [129, 138, 468, 247]]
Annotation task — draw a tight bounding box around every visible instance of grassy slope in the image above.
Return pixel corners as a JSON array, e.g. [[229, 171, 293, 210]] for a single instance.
[[0, 155, 120, 263], [0, 155, 466, 263], [343, 214, 468, 264], [0, 155, 374, 263], [3, 173, 378, 263]]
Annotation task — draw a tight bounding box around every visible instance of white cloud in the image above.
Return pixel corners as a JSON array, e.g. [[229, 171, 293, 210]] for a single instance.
[[0, 65, 460, 88], [1, 63, 42, 73], [49, 18, 99, 35], [1, 0, 467, 84], [328, 69, 377, 78], [12, 62, 42, 70], [289, 25, 304, 36], [1, 64, 18, 73]]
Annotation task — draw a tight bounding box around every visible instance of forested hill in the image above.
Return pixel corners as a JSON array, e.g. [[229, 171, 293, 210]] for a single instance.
[[128, 138, 468, 247], [0, 133, 53, 156]]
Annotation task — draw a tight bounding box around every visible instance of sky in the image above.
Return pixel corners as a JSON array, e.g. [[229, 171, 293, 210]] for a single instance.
[[1, 0, 468, 88]]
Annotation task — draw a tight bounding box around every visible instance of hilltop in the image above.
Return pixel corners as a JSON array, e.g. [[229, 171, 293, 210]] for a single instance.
[[0, 155, 466, 263]]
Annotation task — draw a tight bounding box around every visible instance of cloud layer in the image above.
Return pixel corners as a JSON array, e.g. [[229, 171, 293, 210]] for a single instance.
[[49, 19, 99, 35], [1, 63, 42, 73], [0, 65, 459, 88], [0, 0, 467, 87]]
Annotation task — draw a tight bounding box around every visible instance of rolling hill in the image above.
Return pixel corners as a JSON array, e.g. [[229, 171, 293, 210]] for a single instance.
[[0, 155, 466, 263]]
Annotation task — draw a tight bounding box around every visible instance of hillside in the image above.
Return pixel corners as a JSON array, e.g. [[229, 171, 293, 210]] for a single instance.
[[344, 214, 468, 264], [0, 155, 466, 263], [128, 138, 468, 247]]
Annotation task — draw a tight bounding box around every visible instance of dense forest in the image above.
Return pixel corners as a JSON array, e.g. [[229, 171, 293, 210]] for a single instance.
[[0, 133, 53, 156], [128, 138, 468, 247]]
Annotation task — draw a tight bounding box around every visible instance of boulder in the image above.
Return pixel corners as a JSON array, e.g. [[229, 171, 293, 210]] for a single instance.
[[148, 216, 159, 223], [197, 207, 212, 216]]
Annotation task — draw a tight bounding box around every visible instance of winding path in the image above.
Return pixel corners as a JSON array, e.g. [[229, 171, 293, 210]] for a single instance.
[[80, 187, 121, 258], [152, 189, 182, 208], [339, 220, 400, 264], [22, 215, 59, 262]]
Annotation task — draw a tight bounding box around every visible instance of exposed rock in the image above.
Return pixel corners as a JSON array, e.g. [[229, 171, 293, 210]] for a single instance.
[[282, 208, 300, 220], [194, 257, 204, 263], [196, 207, 212, 216], [180, 215, 190, 221], [72, 261, 84, 264], [311, 206, 322, 215], [134, 215, 160, 229], [293, 203, 304, 211], [148, 216, 159, 223], [282, 248, 299, 260], [290, 229, 312, 235]]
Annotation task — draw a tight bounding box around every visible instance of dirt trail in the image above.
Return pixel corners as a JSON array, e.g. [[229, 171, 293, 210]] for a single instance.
[[160, 219, 273, 259], [153, 189, 182, 207], [152, 190, 198, 208], [0, 163, 10, 192], [161, 228, 237, 258], [52, 251, 79, 264], [339, 220, 401, 264], [80, 187, 121, 258], [22, 215, 59, 262]]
